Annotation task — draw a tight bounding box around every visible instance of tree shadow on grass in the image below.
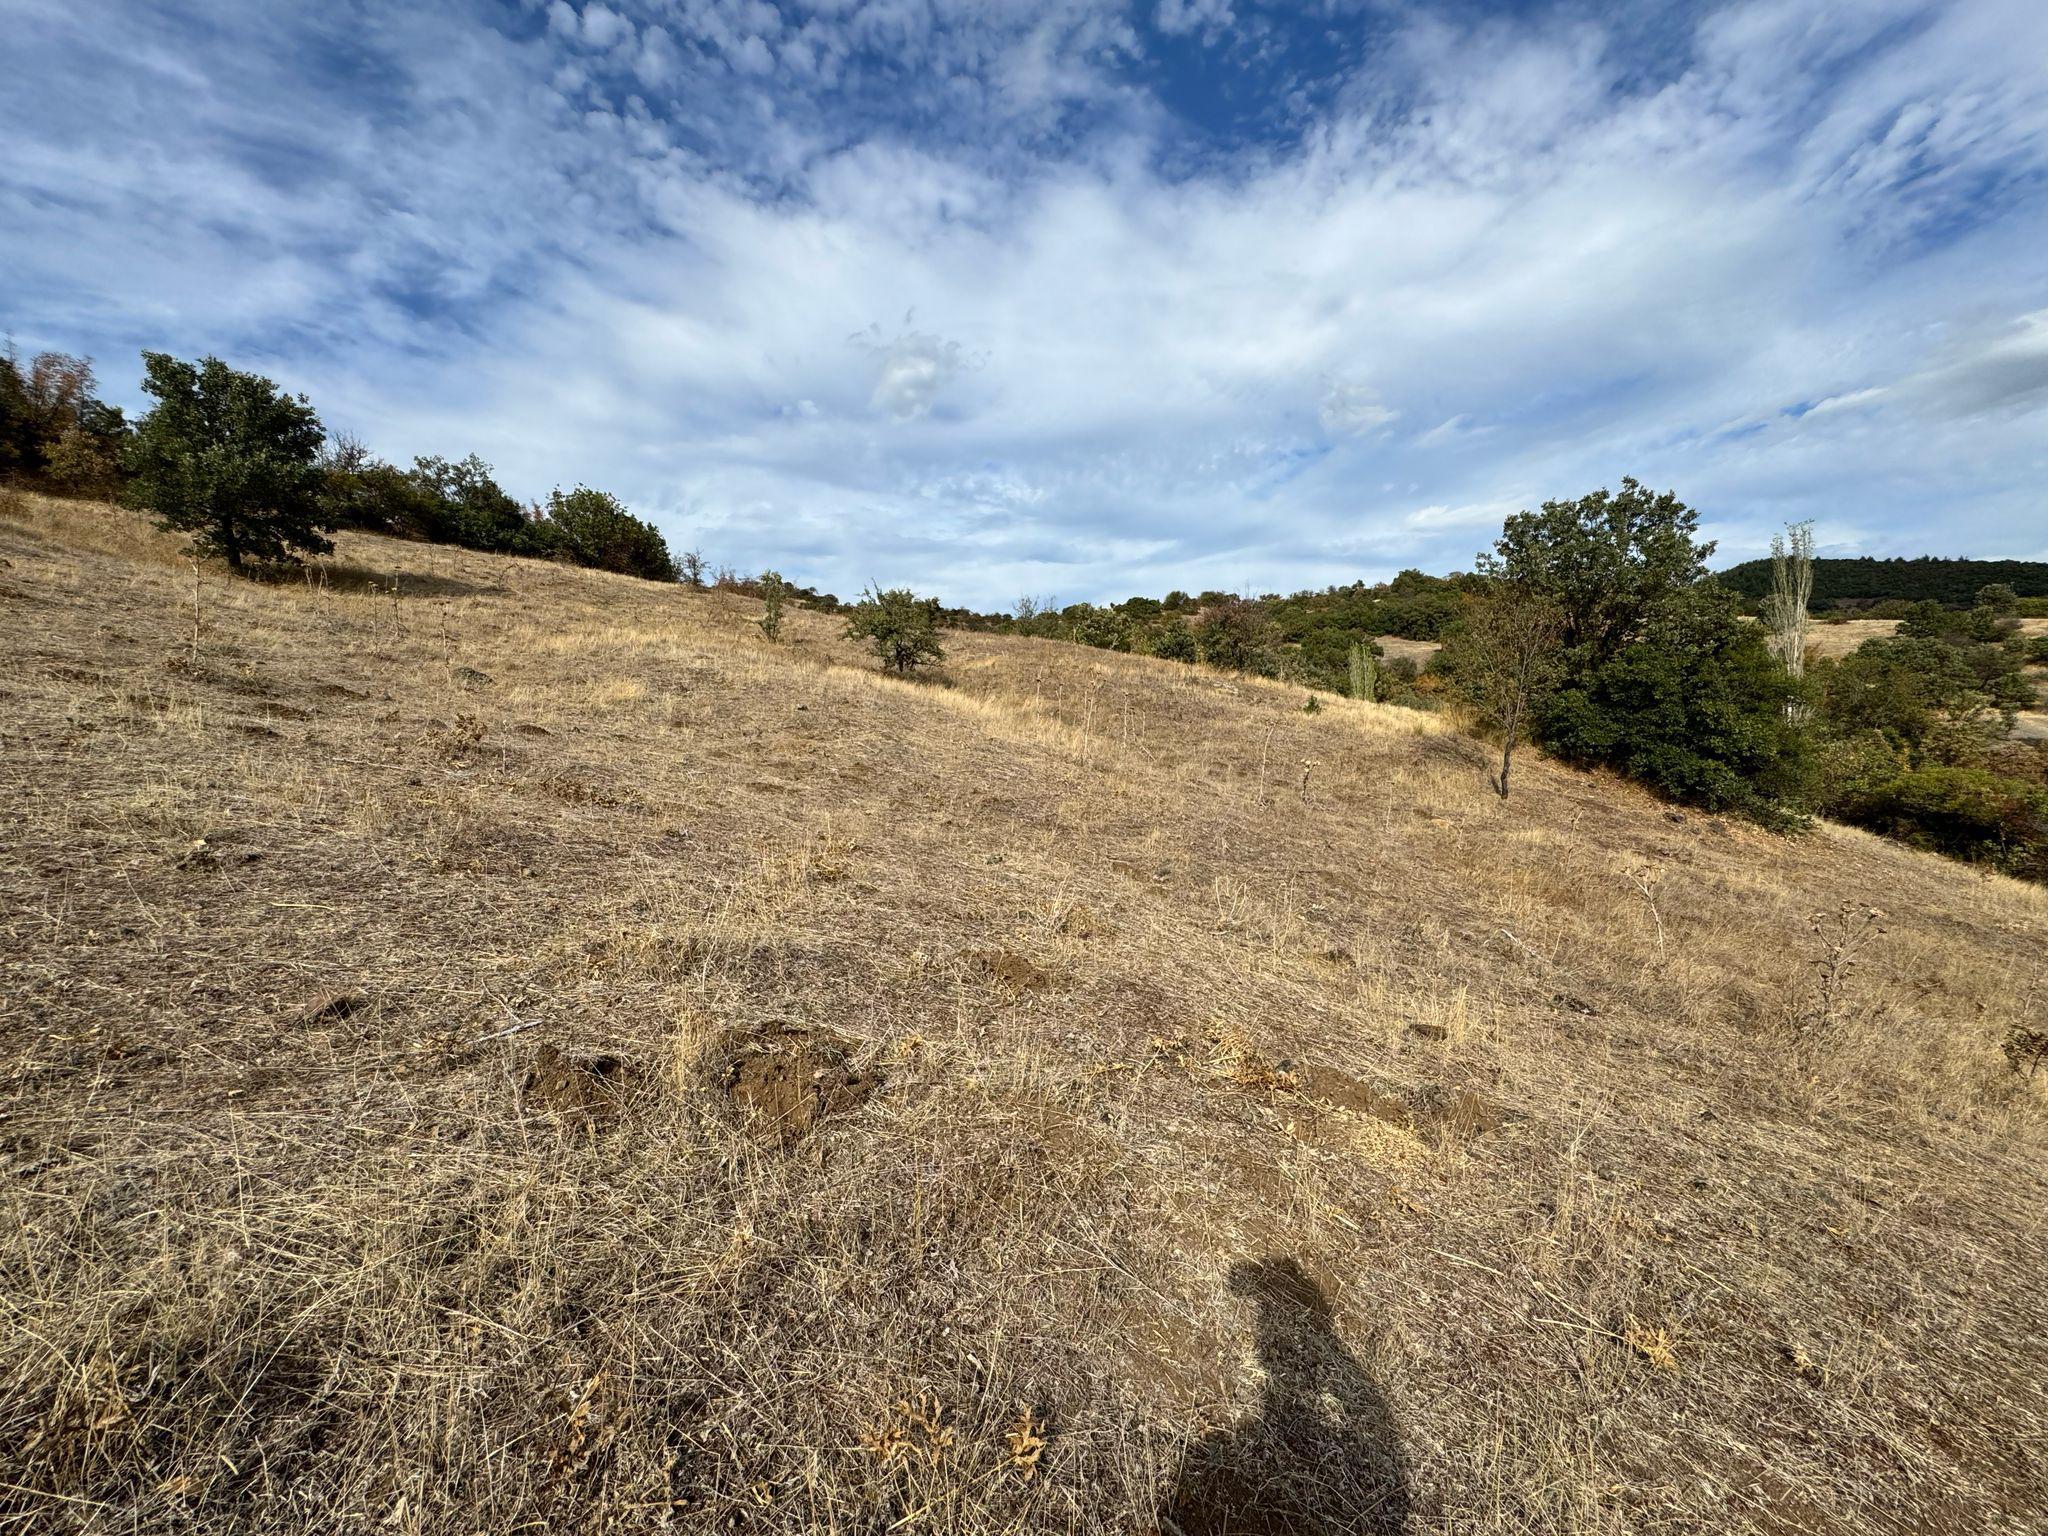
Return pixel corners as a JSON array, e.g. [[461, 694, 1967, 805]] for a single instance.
[[271, 561, 507, 599], [1158, 1257, 1410, 1536]]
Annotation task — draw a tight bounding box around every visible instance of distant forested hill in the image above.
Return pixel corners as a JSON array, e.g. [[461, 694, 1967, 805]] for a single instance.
[[1717, 555, 2048, 606]]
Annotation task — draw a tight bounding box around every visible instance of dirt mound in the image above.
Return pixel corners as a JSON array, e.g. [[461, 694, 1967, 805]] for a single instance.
[[969, 948, 1053, 993], [1292, 1064, 1506, 1141], [523, 1044, 651, 1126], [708, 1025, 878, 1145], [1290, 1063, 1413, 1126]]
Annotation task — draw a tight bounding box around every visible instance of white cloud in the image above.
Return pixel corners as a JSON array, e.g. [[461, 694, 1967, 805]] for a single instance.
[[1155, 0, 1233, 39], [857, 326, 970, 421], [1319, 380, 1398, 438], [4, 0, 2047, 605]]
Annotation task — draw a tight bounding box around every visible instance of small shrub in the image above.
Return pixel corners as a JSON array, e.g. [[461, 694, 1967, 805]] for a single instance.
[[544, 485, 673, 581], [846, 585, 944, 675], [759, 570, 787, 641]]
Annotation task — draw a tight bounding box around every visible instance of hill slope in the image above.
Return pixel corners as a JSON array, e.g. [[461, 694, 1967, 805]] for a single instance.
[[1717, 554, 2048, 606], [3, 495, 2046, 1534]]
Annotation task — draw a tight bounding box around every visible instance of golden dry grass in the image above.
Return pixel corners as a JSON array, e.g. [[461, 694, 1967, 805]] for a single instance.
[[3, 492, 2046, 1534]]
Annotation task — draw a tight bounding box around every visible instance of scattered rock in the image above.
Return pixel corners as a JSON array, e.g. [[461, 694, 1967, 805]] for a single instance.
[[707, 1025, 877, 1146], [174, 838, 218, 870], [523, 1044, 650, 1126]]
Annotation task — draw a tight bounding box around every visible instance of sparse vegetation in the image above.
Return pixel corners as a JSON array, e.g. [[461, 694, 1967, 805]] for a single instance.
[[1435, 581, 1562, 799], [2, 494, 2045, 1534], [758, 568, 787, 640]]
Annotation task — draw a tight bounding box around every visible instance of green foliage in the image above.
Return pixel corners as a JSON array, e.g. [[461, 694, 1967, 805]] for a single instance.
[[759, 570, 787, 641], [408, 454, 533, 553], [0, 348, 129, 491], [128, 351, 329, 568], [545, 486, 673, 580], [2027, 636, 2048, 667], [44, 424, 125, 497], [1062, 603, 1131, 651], [846, 586, 944, 675], [1148, 616, 1198, 663], [1717, 555, 2048, 608], [1481, 478, 1711, 667], [1806, 592, 2046, 878], [1537, 584, 1811, 821], [1193, 597, 1279, 675], [1826, 765, 2048, 880], [315, 436, 431, 534], [1815, 636, 2010, 755]]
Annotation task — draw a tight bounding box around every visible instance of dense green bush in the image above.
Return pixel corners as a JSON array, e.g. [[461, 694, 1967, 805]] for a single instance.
[[847, 586, 944, 675], [1828, 765, 2048, 879], [1146, 616, 1199, 663], [1536, 584, 1812, 822], [545, 486, 674, 580], [127, 351, 330, 569], [1193, 598, 1279, 675]]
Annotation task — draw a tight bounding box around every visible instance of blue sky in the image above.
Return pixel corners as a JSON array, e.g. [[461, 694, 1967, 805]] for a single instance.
[[4, 0, 2045, 607]]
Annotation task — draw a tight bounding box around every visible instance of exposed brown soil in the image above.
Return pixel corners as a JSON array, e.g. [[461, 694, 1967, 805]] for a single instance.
[[709, 1024, 879, 1145], [523, 1043, 652, 1126]]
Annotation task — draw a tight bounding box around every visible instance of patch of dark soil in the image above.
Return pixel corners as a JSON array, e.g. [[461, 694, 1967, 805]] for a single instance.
[[288, 993, 364, 1028], [970, 948, 1053, 993], [523, 1044, 652, 1127], [707, 1025, 878, 1146]]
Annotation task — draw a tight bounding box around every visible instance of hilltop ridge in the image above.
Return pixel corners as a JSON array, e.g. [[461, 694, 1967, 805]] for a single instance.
[[3, 494, 2046, 1534]]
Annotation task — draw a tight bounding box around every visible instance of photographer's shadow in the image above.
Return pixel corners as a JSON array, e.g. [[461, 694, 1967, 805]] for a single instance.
[[1158, 1257, 1410, 1536]]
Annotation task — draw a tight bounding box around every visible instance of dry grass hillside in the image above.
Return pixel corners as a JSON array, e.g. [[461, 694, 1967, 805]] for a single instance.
[[4, 492, 2046, 1535]]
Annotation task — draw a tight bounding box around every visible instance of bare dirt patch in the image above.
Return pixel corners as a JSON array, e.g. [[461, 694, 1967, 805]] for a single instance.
[[705, 1024, 879, 1145], [523, 1043, 653, 1126]]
